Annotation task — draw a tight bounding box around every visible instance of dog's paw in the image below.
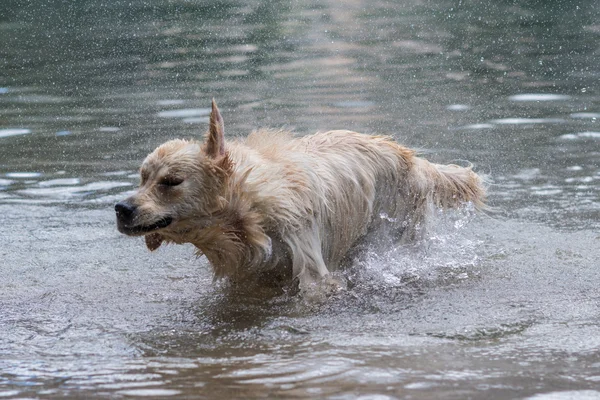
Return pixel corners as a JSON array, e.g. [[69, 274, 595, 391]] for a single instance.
[[322, 274, 347, 296], [300, 274, 346, 303]]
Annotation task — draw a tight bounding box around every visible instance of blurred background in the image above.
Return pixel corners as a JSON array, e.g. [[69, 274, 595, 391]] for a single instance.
[[1, 1, 599, 399]]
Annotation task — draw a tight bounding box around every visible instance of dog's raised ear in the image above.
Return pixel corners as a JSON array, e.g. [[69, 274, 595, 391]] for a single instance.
[[205, 99, 225, 158]]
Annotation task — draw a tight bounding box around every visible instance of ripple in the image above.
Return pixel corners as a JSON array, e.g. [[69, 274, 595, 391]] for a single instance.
[[38, 178, 81, 187], [0, 390, 21, 397], [559, 132, 600, 140], [0, 128, 31, 138], [231, 357, 355, 386], [524, 390, 600, 400], [85, 191, 135, 204], [460, 123, 495, 130], [565, 176, 594, 183], [5, 94, 69, 103], [427, 321, 534, 341], [531, 188, 563, 196], [117, 389, 181, 397], [570, 112, 600, 119], [157, 108, 211, 118], [100, 379, 164, 390], [446, 104, 470, 111], [332, 101, 375, 108], [6, 172, 42, 178], [513, 168, 540, 180], [183, 117, 210, 124], [509, 94, 571, 101], [156, 100, 186, 106], [101, 170, 132, 177], [491, 118, 565, 125], [19, 181, 132, 199], [392, 40, 443, 54], [405, 382, 438, 389], [220, 69, 249, 77]]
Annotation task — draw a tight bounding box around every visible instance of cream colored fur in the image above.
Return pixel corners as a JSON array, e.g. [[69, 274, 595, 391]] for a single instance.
[[116, 100, 485, 292]]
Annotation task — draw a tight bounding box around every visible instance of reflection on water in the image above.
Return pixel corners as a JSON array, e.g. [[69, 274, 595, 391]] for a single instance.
[[1, 0, 600, 398]]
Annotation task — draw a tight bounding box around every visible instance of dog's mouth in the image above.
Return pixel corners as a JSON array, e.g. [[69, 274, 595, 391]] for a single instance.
[[117, 216, 173, 236]]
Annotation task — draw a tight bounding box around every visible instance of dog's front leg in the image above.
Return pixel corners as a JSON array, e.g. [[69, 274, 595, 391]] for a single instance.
[[284, 225, 343, 297]]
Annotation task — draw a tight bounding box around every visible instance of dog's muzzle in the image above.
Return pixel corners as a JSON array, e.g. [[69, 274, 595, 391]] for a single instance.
[[115, 200, 172, 235], [115, 201, 136, 221]]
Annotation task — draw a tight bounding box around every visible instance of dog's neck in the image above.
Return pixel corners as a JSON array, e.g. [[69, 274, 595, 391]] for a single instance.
[[174, 193, 273, 280]]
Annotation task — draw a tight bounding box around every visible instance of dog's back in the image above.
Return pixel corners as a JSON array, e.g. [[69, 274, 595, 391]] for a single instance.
[[227, 129, 485, 288]]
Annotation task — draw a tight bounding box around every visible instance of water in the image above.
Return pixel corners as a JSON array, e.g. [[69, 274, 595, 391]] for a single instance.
[[1, 0, 599, 398]]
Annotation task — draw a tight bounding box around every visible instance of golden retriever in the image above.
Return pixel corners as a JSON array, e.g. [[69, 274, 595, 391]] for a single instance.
[[115, 100, 485, 293]]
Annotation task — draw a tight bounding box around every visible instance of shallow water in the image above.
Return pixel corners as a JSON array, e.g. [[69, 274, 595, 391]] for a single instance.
[[1, 0, 599, 399]]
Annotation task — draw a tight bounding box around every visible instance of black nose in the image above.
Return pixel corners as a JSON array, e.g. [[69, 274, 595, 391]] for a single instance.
[[115, 201, 136, 219]]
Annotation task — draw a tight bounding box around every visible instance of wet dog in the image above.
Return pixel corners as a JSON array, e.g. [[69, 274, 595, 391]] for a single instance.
[[115, 100, 485, 292]]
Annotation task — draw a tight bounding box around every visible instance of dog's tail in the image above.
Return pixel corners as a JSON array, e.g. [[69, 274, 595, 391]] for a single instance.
[[410, 158, 487, 211]]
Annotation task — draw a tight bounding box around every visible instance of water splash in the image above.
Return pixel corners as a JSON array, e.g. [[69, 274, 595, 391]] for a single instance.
[[346, 206, 482, 295]]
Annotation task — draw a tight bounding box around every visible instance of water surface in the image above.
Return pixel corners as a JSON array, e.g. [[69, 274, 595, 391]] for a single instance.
[[1, 0, 599, 399]]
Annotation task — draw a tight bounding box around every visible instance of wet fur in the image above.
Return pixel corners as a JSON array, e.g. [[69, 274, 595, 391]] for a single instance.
[[116, 100, 486, 292]]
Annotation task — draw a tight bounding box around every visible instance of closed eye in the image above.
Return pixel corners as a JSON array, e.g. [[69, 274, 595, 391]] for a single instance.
[[159, 176, 184, 187]]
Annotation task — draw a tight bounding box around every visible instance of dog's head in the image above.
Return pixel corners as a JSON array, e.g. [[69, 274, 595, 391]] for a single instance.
[[115, 100, 231, 250]]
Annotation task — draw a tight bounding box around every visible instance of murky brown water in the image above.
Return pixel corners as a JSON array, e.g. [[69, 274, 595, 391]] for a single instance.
[[1, 0, 599, 399]]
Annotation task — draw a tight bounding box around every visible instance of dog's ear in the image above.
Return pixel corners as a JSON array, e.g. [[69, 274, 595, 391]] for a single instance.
[[145, 233, 163, 251], [205, 99, 225, 158]]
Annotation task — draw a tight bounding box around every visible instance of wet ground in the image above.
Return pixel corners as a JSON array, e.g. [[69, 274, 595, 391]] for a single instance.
[[1, 0, 599, 398]]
